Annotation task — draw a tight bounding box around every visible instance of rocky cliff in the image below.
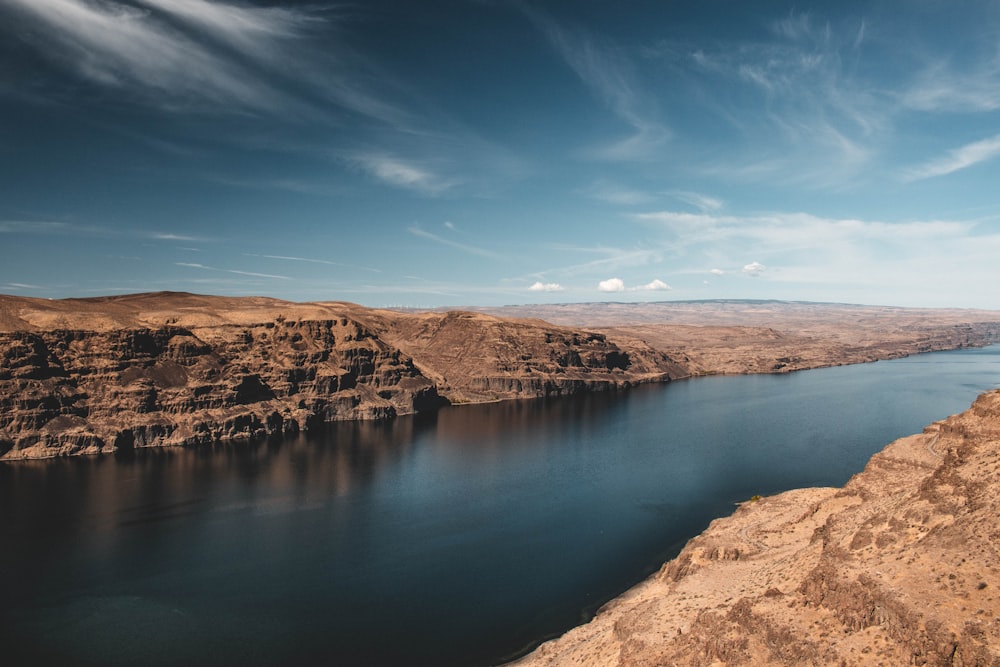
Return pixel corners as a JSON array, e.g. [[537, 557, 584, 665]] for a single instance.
[[514, 389, 1000, 666], [3, 292, 1000, 461], [0, 293, 677, 459]]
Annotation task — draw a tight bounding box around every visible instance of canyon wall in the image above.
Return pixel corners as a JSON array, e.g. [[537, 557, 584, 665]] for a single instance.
[[0, 293, 676, 459]]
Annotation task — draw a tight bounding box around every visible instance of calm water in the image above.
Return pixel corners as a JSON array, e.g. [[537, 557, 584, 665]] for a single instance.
[[3, 346, 1000, 666]]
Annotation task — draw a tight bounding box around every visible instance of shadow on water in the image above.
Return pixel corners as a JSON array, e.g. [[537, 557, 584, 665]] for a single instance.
[[1, 347, 999, 666]]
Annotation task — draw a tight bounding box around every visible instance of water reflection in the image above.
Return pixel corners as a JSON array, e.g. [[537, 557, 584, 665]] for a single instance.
[[1, 348, 999, 666]]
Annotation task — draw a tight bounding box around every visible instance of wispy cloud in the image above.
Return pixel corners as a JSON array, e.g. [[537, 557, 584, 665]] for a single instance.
[[525, 9, 669, 160], [634, 210, 972, 250], [150, 232, 213, 242], [133, 0, 315, 51], [585, 180, 654, 205], [902, 133, 1000, 181], [176, 262, 289, 280], [531, 245, 660, 280], [0, 220, 73, 234], [901, 57, 1000, 113], [407, 225, 505, 260], [1, 0, 418, 128], [243, 253, 383, 274], [350, 153, 455, 195], [2, 0, 305, 112], [663, 11, 883, 188], [669, 190, 724, 212], [244, 253, 339, 266]]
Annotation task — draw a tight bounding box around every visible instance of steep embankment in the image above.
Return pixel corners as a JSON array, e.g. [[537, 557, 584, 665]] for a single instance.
[[0, 293, 677, 459], [515, 389, 1000, 666]]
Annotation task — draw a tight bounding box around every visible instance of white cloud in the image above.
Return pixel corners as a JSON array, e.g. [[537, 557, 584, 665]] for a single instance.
[[636, 279, 671, 291], [709, 268, 726, 276], [743, 261, 766, 277], [1, 0, 419, 128], [528, 281, 565, 292], [591, 277, 669, 292], [670, 190, 724, 212], [3, 0, 306, 112], [351, 154, 454, 194], [598, 277, 626, 292], [902, 133, 1000, 181]]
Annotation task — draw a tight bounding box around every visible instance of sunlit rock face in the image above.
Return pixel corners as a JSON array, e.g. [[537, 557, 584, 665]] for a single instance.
[[0, 293, 679, 459]]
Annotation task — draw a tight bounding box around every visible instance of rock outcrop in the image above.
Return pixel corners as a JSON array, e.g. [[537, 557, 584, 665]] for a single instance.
[[514, 389, 1000, 666], [0, 293, 677, 459]]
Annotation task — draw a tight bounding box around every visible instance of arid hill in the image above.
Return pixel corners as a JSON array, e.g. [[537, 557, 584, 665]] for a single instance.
[[514, 388, 1000, 666], [2, 293, 1000, 460], [482, 300, 1000, 375]]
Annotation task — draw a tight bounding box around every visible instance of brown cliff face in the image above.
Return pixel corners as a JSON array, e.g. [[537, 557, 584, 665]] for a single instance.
[[341, 307, 684, 404], [0, 319, 442, 459], [0, 293, 678, 459], [514, 389, 1000, 666]]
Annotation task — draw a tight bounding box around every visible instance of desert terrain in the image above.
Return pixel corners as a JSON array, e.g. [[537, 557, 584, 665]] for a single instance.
[[3, 293, 1000, 460], [482, 300, 1000, 375]]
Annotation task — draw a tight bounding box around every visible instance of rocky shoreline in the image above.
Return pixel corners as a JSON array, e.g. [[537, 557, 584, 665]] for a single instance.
[[513, 388, 1000, 666]]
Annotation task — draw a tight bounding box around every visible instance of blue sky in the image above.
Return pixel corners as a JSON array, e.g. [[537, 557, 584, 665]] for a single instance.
[[2, 0, 1000, 308]]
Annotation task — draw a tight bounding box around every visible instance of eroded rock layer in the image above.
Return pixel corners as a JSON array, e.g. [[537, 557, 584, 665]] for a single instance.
[[0, 293, 676, 459], [515, 389, 1000, 666]]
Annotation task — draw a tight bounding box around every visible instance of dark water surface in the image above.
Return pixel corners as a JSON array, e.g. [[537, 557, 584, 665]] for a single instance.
[[3, 346, 1000, 666]]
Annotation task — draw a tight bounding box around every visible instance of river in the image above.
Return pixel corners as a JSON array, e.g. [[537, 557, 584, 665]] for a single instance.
[[2, 346, 999, 666]]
